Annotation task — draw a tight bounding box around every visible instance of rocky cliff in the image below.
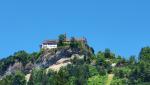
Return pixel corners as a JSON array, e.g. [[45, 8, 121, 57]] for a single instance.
[[0, 43, 94, 80]]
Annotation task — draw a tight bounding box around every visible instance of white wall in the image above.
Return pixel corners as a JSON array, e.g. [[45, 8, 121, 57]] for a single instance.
[[41, 44, 57, 49]]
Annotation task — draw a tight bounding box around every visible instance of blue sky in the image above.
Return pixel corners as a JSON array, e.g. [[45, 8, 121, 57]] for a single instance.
[[0, 0, 150, 58]]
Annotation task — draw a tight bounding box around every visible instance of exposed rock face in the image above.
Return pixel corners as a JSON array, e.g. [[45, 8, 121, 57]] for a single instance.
[[0, 62, 23, 80], [35, 47, 84, 68], [0, 45, 93, 80], [46, 54, 85, 72], [24, 62, 34, 73]]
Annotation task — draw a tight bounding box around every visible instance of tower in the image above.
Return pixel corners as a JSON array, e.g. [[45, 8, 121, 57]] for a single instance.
[[64, 32, 67, 41]]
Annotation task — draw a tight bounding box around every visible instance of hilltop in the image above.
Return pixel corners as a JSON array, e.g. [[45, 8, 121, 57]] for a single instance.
[[0, 34, 94, 82], [0, 34, 150, 85]]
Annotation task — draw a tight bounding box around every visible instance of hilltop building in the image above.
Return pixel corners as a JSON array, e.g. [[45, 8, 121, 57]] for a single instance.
[[40, 34, 87, 49], [41, 40, 58, 49]]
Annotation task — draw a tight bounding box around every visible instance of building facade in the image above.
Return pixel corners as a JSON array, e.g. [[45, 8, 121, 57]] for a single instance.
[[41, 40, 58, 49]]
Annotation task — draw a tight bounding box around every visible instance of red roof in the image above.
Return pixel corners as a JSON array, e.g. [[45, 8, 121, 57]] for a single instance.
[[42, 40, 58, 45]]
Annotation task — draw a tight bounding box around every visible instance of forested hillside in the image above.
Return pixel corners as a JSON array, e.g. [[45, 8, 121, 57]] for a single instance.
[[0, 35, 150, 85]]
